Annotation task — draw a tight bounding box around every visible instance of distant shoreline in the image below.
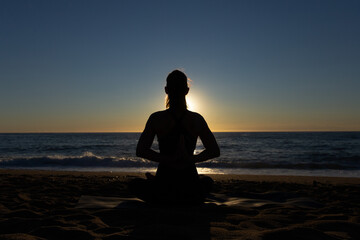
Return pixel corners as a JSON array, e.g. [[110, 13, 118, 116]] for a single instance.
[[1, 169, 360, 184], [1, 131, 360, 134]]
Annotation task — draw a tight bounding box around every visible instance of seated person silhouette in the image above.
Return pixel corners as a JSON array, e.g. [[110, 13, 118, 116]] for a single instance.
[[130, 70, 220, 205]]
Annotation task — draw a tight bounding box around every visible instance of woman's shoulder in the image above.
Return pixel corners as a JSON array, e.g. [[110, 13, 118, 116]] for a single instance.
[[185, 110, 209, 134], [186, 110, 205, 121], [149, 110, 168, 118], [147, 110, 171, 124]]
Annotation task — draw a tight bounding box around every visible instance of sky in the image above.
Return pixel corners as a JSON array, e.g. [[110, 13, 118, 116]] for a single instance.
[[1, 0, 359, 132]]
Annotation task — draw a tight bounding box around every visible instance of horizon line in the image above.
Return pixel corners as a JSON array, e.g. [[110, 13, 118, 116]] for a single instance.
[[1, 130, 359, 134]]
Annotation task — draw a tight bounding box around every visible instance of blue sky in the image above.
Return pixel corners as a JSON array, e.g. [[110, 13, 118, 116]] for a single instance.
[[1, 0, 359, 132]]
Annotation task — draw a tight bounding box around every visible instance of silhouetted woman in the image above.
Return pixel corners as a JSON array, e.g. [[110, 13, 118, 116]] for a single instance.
[[131, 70, 220, 205]]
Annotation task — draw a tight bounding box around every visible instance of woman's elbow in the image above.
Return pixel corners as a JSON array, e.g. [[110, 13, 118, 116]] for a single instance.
[[213, 146, 220, 158], [136, 147, 144, 157]]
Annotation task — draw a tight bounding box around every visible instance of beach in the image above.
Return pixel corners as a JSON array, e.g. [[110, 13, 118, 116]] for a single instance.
[[1, 169, 360, 239]]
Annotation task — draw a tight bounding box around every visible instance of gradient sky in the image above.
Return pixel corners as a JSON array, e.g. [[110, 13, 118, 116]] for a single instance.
[[1, 0, 359, 132]]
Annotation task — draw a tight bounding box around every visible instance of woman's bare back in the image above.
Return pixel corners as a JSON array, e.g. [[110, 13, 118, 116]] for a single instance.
[[148, 109, 207, 140]]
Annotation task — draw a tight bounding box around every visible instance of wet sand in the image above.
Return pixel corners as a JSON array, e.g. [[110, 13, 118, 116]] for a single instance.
[[0, 169, 360, 239]]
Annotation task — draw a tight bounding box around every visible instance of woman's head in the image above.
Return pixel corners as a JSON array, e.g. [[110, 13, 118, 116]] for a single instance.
[[165, 70, 189, 109]]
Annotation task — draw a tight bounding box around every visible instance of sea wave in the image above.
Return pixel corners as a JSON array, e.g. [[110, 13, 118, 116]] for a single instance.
[[1, 151, 359, 170], [198, 158, 360, 170], [0, 152, 157, 168]]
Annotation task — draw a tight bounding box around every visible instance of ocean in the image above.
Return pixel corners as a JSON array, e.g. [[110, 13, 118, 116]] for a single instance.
[[1, 132, 360, 177]]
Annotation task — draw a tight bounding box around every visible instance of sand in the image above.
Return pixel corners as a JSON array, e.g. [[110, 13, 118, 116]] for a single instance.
[[0, 169, 360, 240]]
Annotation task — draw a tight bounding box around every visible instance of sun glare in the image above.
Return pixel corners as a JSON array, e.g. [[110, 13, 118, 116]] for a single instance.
[[186, 95, 199, 112]]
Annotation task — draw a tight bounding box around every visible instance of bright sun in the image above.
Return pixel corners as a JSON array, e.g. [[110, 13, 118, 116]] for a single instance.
[[186, 95, 199, 112]]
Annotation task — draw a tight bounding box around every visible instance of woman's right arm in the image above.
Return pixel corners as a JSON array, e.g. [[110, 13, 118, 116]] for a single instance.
[[136, 114, 170, 163]]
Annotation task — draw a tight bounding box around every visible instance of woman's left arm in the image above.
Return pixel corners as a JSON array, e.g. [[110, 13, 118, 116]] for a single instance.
[[190, 116, 220, 163]]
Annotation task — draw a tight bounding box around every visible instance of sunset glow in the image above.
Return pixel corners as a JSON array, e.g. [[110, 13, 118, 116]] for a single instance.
[[186, 95, 200, 112], [0, 1, 359, 132]]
